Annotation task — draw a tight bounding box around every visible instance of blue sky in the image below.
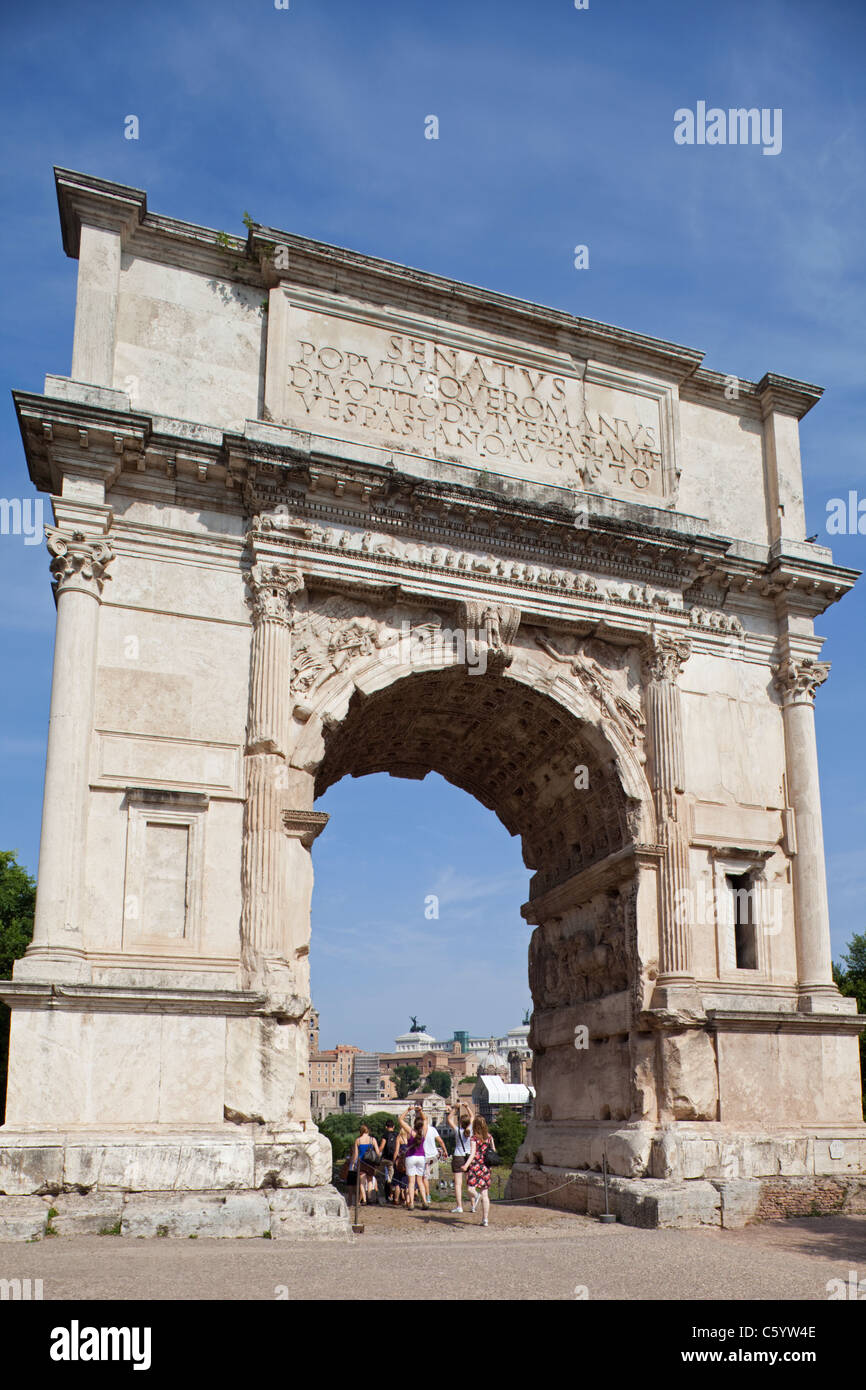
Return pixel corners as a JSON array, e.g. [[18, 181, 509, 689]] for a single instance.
[[0, 0, 864, 1050]]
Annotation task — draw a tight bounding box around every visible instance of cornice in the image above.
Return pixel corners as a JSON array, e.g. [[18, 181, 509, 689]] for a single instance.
[[253, 224, 705, 380], [680, 370, 824, 423], [15, 390, 856, 623], [705, 1008, 866, 1034], [55, 167, 147, 257], [14, 388, 150, 494], [49, 168, 830, 432], [678, 368, 763, 419], [0, 980, 266, 1016], [756, 373, 824, 421], [43, 170, 807, 404]]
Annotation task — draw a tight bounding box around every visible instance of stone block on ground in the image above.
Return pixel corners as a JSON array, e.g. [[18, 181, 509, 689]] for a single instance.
[[50, 1192, 125, 1236], [0, 1195, 50, 1241], [122, 1191, 271, 1238], [268, 1185, 350, 1240], [712, 1179, 762, 1229]]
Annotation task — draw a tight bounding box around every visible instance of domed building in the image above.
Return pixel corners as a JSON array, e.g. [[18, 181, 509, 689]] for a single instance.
[[477, 1039, 509, 1079]]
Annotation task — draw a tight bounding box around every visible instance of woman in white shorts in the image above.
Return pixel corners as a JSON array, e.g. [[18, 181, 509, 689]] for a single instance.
[[397, 1108, 430, 1210]]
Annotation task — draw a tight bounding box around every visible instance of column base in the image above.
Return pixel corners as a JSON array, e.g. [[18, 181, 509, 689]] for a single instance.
[[797, 986, 858, 1014], [12, 946, 91, 984], [0, 1129, 350, 1241], [650, 978, 703, 1013], [0, 1187, 350, 1241], [505, 1162, 866, 1229]]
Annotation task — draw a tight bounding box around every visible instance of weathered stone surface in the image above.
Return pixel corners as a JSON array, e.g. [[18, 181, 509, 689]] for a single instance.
[[661, 1030, 719, 1121], [122, 1192, 271, 1239], [49, 1192, 124, 1236], [0, 1143, 63, 1196], [268, 1186, 350, 1241], [254, 1132, 332, 1189], [63, 1139, 254, 1192], [507, 1164, 722, 1228], [712, 1179, 762, 1229], [603, 1127, 654, 1177], [617, 1179, 721, 1230], [0, 1195, 50, 1241]]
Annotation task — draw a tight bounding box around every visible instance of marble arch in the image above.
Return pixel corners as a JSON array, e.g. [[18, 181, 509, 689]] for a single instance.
[[1, 169, 864, 1237]]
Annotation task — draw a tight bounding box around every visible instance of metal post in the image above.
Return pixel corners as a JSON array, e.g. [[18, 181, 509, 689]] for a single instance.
[[352, 1154, 364, 1234], [599, 1153, 616, 1224]]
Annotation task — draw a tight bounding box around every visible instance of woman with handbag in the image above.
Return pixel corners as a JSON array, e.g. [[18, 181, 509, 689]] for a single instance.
[[447, 1102, 475, 1213], [350, 1122, 381, 1206], [464, 1115, 497, 1227]]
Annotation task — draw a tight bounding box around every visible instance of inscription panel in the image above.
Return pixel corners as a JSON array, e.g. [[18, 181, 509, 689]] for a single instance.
[[277, 291, 675, 503]]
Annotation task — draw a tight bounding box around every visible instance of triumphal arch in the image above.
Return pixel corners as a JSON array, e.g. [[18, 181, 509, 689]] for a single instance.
[[1, 168, 863, 1236]]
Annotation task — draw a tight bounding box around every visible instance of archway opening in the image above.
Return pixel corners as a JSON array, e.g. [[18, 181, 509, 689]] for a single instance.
[[306, 663, 647, 1160]]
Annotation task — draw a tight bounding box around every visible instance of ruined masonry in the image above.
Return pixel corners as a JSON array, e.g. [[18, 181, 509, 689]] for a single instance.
[[1, 168, 864, 1238]]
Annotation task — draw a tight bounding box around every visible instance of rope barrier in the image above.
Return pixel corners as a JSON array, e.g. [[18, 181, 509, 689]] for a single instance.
[[489, 1174, 583, 1204]]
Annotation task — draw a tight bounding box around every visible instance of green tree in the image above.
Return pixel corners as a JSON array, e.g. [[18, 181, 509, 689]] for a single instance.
[[316, 1112, 361, 1162], [490, 1105, 526, 1165], [391, 1063, 420, 1099], [834, 931, 866, 1117], [423, 1069, 452, 1100], [364, 1111, 400, 1141], [0, 852, 37, 1122]]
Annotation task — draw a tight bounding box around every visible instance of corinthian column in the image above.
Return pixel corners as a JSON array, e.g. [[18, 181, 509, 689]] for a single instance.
[[240, 562, 304, 981], [772, 655, 835, 1002], [16, 527, 114, 983], [641, 627, 693, 989]]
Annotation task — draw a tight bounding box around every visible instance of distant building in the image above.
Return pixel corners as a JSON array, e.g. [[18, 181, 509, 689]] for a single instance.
[[308, 1008, 320, 1055], [393, 1024, 531, 1061], [472, 1075, 535, 1123], [394, 1029, 437, 1053], [508, 1051, 532, 1086], [351, 1052, 394, 1112], [310, 1043, 362, 1116], [477, 1039, 509, 1080]]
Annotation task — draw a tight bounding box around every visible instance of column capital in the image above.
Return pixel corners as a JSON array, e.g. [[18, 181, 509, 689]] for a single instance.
[[46, 526, 114, 599], [640, 626, 691, 684], [772, 656, 830, 707], [246, 562, 305, 626], [282, 808, 330, 848]]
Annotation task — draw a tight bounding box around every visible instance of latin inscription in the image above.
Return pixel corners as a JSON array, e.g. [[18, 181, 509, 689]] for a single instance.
[[284, 318, 665, 495]]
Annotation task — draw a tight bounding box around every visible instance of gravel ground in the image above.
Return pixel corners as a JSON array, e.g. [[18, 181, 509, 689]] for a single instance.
[[2, 1206, 864, 1301]]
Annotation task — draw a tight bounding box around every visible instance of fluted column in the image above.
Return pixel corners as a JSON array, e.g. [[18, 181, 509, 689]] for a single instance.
[[240, 562, 304, 978], [16, 527, 114, 982], [773, 655, 834, 998], [641, 627, 693, 985]]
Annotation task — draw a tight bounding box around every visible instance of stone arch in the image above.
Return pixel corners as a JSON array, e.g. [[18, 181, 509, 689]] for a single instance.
[[288, 629, 664, 1170], [292, 643, 657, 883]]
